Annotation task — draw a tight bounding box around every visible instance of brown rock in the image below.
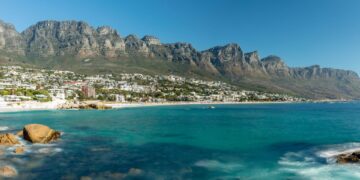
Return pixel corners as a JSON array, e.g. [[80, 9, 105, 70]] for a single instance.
[[336, 151, 360, 164], [79, 103, 111, 110], [0, 133, 19, 146], [23, 124, 60, 144], [0, 150, 4, 155], [0, 166, 17, 177], [14, 147, 25, 154]]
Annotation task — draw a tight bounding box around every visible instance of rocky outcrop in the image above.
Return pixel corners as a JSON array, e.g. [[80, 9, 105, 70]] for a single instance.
[[142, 35, 160, 45], [23, 21, 101, 57], [83, 103, 111, 110], [261, 55, 291, 76], [23, 124, 60, 143], [96, 26, 126, 57], [78, 102, 112, 110], [336, 151, 360, 164], [124, 35, 150, 55], [14, 146, 25, 154], [0, 20, 25, 54], [0, 133, 19, 146], [58, 101, 112, 110]]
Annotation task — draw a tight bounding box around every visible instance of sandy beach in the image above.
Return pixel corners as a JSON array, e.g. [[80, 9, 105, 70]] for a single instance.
[[0, 99, 346, 113], [0, 99, 66, 112]]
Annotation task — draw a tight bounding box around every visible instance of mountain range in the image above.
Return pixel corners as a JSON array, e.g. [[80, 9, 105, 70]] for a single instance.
[[0, 19, 359, 99]]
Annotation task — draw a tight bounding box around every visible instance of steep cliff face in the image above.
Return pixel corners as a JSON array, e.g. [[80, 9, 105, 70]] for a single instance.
[[22, 21, 98, 57], [21, 21, 127, 57], [124, 35, 149, 55], [261, 55, 291, 77], [0, 20, 25, 54], [0, 19, 359, 99], [96, 26, 126, 57]]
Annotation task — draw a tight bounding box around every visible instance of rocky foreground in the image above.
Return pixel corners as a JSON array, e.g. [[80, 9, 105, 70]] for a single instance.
[[0, 124, 61, 177]]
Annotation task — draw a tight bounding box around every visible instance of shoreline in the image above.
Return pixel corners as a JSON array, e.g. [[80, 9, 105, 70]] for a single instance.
[[105, 101, 299, 109], [0, 99, 352, 113]]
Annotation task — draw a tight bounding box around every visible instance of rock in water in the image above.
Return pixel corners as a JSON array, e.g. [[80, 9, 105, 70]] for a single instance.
[[78, 102, 111, 110], [336, 151, 360, 163], [0, 166, 17, 177], [23, 124, 60, 143], [0, 133, 19, 145], [14, 147, 25, 154]]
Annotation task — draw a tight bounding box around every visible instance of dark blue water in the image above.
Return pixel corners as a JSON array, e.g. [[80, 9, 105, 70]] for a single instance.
[[1, 102, 360, 179]]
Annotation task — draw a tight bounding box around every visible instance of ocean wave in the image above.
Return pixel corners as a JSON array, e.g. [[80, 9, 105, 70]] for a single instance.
[[316, 142, 360, 158], [0, 126, 9, 131], [278, 142, 360, 179], [194, 159, 243, 172], [36, 147, 62, 154]]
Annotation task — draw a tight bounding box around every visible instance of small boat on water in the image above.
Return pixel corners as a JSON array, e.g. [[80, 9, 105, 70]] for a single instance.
[[208, 106, 215, 109]]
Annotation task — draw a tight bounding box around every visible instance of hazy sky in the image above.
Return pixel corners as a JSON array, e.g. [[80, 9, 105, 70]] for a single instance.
[[1, 0, 360, 72]]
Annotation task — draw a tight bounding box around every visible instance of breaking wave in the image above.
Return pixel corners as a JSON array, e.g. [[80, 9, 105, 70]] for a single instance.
[[0, 126, 9, 131], [278, 142, 360, 179]]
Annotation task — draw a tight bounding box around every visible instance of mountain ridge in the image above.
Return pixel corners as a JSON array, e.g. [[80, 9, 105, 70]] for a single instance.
[[0, 19, 359, 99]]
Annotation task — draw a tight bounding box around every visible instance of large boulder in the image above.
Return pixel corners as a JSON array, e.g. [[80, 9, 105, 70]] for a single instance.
[[23, 124, 60, 144], [0, 133, 19, 146], [336, 151, 360, 163], [0, 165, 17, 177]]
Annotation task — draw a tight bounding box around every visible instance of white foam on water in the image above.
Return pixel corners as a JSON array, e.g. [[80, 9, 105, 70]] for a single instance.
[[194, 159, 243, 173], [281, 164, 360, 180], [316, 143, 360, 158], [278, 142, 360, 179], [36, 147, 62, 154], [32, 143, 57, 147], [0, 126, 9, 131], [278, 151, 316, 167]]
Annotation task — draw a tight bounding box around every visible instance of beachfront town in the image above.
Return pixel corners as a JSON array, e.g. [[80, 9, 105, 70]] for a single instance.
[[0, 66, 306, 104]]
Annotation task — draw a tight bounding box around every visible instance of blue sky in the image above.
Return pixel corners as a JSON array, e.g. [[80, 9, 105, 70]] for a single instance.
[[1, 0, 360, 72]]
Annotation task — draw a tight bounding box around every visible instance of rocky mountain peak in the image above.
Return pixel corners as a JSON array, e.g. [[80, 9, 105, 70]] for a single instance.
[[141, 35, 160, 45], [0, 20, 16, 30], [261, 55, 286, 67], [244, 51, 260, 64], [124, 34, 149, 55], [261, 55, 290, 76], [124, 34, 139, 41], [0, 20, 24, 54], [205, 43, 243, 64], [97, 26, 118, 36], [208, 43, 241, 54]]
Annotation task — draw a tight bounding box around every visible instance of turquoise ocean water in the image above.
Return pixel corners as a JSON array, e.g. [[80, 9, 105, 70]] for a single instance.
[[1, 102, 360, 179]]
